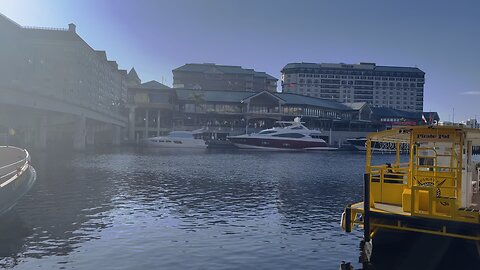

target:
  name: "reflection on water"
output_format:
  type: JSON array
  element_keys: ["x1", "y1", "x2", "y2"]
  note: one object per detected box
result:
[{"x1": 0, "y1": 148, "x2": 476, "y2": 269}]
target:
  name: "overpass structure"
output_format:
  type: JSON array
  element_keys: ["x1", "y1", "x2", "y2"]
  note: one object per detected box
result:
[{"x1": 0, "y1": 13, "x2": 128, "y2": 149}]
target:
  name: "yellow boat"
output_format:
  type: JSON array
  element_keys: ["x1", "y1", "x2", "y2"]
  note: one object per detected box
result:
[{"x1": 340, "y1": 125, "x2": 480, "y2": 262}]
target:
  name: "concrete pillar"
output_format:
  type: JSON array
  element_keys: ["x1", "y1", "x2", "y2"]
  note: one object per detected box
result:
[
  {"x1": 157, "y1": 110, "x2": 161, "y2": 136},
  {"x1": 112, "y1": 125, "x2": 121, "y2": 145},
  {"x1": 86, "y1": 123, "x2": 95, "y2": 145},
  {"x1": 128, "y1": 106, "x2": 135, "y2": 141},
  {"x1": 73, "y1": 115, "x2": 86, "y2": 150},
  {"x1": 144, "y1": 109, "x2": 149, "y2": 139},
  {"x1": 34, "y1": 115, "x2": 48, "y2": 149}
]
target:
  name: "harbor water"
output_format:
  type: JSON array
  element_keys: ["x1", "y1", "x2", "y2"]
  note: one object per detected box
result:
[{"x1": 0, "y1": 148, "x2": 477, "y2": 269}]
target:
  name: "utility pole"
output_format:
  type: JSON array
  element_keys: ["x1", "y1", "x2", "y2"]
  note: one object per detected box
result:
[{"x1": 452, "y1": 108, "x2": 455, "y2": 124}]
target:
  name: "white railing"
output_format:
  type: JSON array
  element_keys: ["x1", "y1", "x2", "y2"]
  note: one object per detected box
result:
[
  {"x1": 0, "y1": 146, "x2": 30, "y2": 187},
  {"x1": 22, "y1": 26, "x2": 68, "y2": 31}
]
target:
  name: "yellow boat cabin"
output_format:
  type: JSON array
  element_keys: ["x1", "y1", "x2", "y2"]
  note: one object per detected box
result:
[{"x1": 340, "y1": 125, "x2": 480, "y2": 261}]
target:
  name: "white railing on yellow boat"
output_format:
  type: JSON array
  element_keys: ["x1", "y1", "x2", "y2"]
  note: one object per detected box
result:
[
  {"x1": 476, "y1": 167, "x2": 480, "y2": 193},
  {"x1": 0, "y1": 146, "x2": 30, "y2": 188}
]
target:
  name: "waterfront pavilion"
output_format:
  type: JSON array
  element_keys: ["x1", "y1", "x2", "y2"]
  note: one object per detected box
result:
[{"x1": 127, "y1": 79, "x2": 384, "y2": 143}]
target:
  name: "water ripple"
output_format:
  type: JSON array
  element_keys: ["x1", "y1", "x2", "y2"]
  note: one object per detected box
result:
[{"x1": 0, "y1": 148, "x2": 369, "y2": 269}]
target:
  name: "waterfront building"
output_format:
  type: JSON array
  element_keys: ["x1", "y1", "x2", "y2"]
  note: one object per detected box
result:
[
  {"x1": 173, "y1": 63, "x2": 278, "y2": 92},
  {"x1": 128, "y1": 72, "x2": 383, "y2": 144},
  {"x1": 126, "y1": 73, "x2": 175, "y2": 141},
  {"x1": 281, "y1": 62, "x2": 425, "y2": 112},
  {"x1": 0, "y1": 13, "x2": 128, "y2": 117},
  {"x1": 0, "y1": 13, "x2": 127, "y2": 149},
  {"x1": 371, "y1": 107, "x2": 439, "y2": 128}
]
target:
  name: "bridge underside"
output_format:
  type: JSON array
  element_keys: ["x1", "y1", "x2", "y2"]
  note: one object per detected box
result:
[{"x1": 0, "y1": 103, "x2": 124, "y2": 150}]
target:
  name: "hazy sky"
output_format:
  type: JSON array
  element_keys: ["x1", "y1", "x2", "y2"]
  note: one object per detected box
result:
[{"x1": 1, "y1": 0, "x2": 479, "y2": 121}]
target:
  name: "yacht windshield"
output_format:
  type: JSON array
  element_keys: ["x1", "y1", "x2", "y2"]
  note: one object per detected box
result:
[{"x1": 274, "y1": 122, "x2": 292, "y2": 128}]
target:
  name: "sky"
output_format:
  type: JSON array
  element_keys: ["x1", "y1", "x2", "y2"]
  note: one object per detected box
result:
[{"x1": 1, "y1": 0, "x2": 479, "y2": 122}]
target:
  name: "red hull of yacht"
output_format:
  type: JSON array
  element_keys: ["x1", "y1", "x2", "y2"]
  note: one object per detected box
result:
[{"x1": 228, "y1": 137, "x2": 328, "y2": 150}]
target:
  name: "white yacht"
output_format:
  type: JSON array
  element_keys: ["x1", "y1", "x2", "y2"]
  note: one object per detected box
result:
[
  {"x1": 228, "y1": 118, "x2": 334, "y2": 150},
  {"x1": 0, "y1": 146, "x2": 36, "y2": 215},
  {"x1": 144, "y1": 131, "x2": 207, "y2": 148}
]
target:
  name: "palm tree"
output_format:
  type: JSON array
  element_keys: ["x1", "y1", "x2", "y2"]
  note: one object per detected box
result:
[{"x1": 189, "y1": 91, "x2": 205, "y2": 112}]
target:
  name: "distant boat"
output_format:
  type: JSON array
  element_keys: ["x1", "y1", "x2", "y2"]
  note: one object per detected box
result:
[
  {"x1": 0, "y1": 146, "x2": 36, "y2": 215},
  {"x1": 346, "y1": 137, "x2": 368, "y2": 151},
  {"x1": 346, "y1": 137, "x2": 409, "y2": 153},
  {"x1": 205, "y1": 139, "x2": 236, "y2": 149},
  {"x1": 143, "y1": 131, "x2": 207, "y2": 148},
  {"x1": 228, "y1": 117, "x2": 335, "y2": 151}
]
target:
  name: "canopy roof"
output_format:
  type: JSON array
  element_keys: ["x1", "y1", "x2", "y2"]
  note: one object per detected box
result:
[{"x1": 367, "y1": 126, "x2": 480, "y2": 146}]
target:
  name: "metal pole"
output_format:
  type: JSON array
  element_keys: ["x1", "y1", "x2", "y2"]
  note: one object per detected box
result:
[
  {"x1": 453, "y1": 108, "x2": 455, "y2": 124},
  {"x1": 157, "y1": 110, "x2": 161, "y2": 136},
  {"x1": 396, "y1": 142, "x2": 401, "y2": 165},
  {"x1": 145, "y1": 109, "x2": 149, "y2": 139},
  {"x1": 364, "y1": 173, "x2": 371, "y2": 242}
]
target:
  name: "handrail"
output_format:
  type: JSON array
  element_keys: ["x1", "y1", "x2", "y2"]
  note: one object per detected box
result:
[
  {"x1": 0, "y1": 147, "x2": 30, "y2": 184},
  {"x1": 0, "y1": 158, "x2": 26, "y2": 171}
]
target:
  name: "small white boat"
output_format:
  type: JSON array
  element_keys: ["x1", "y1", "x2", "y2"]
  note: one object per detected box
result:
[
  {"x1": 0, "y1": 146, "x2": 36, "y2": 215},
  {"x1": 144, "y1": 131, "x2": 207, "y2": 148}
]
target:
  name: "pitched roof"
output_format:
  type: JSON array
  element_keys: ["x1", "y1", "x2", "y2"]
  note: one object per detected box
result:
[
  {"x1": 127, "y1": 67, "x2": 140, "y2": 82},
  {"x1": 421, "y1": 111, "x2": 439, "y2": 117},
  {"x1": 265, "y1": 73, "x2": 278, "y2": 81},
  {"x1": 277, "y1": 93, "x2": 352, "y2": 111},
  {"x1": 371, "y1": 107, "x2": 419, "y2": 119},
  {"x1": 173, "y1": 63, "x2": 277, "y2": 80},
  {"x1": 415, "y1": 111, "x2": 440, "y2": 121},
  {"x1": 343, "y1": 102, "x2": 368, "y2": 110},
  {"x1": 136, "y1": 80, "x2": 171, "y2": 90},
  {"x1": 174, "y1": 88, "x2": 362, "y2": 111},
  {"x1": 175, "y1": 89, "x2": 254, "y2": 103},
  {"x1": 242, "y1": 91, "x2": 286, "y2": 103},
  {"x1": 174, "y1": 63, "x2": 250, "y2": 74}
]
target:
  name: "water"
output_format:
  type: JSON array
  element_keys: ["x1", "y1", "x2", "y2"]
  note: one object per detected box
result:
[{"x1": 0, "y1": 148, "x2": 477, "y2": 269}]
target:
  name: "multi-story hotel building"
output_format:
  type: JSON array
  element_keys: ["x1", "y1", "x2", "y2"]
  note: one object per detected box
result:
[
  {"x1": 0, "y1": 13, "x2": 128, "y2": 117},
  {"x1": 281, "y1": 62, "x2": 425, "y2": 112},
  {"x1": 173, "y1": 63, "x2": 278, "y2": 92}
]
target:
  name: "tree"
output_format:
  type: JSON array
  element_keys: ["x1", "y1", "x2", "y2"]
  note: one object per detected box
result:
[{"x1": 189, "y1": 91, "x2": 205, "y2": 112}]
